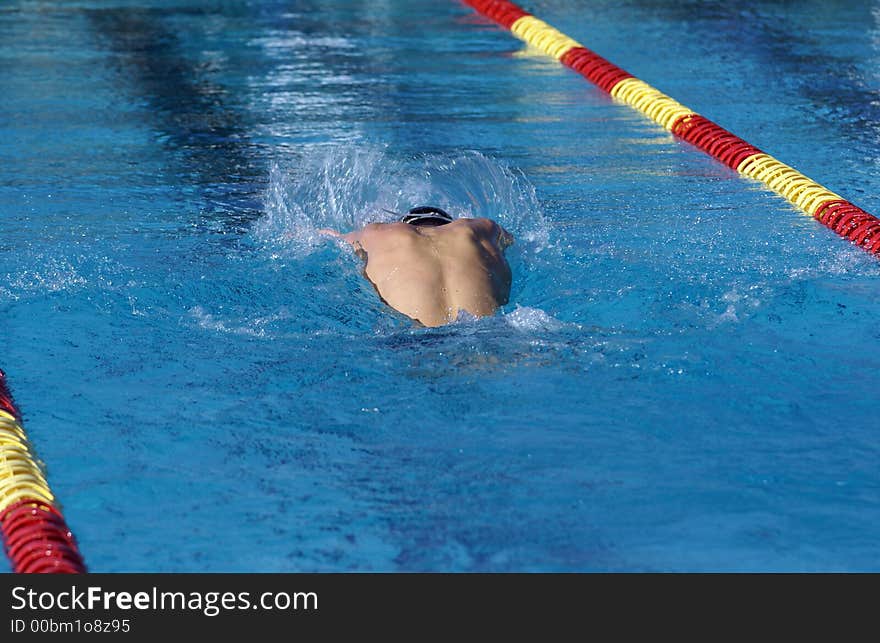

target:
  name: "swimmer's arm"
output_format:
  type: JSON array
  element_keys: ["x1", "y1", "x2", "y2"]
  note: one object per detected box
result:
[
  {"x1": 320, "y1": 222, "x2": 394, "y2": 247},
  {"x1": 486, "y1": 219, "x2": 514, "y2": 250},
  {"x1": 469, "y1": 218, "x2": 514, "y2": 249},
  {"x1": 318, "y1": 228, "x2": 372, "y2": 263},
  {"x1": 318, "y1": 228, "x2": 361, "y2": 246},
  {"x1": 498, "y1": 225, "x2": 514, "y2": 250}
]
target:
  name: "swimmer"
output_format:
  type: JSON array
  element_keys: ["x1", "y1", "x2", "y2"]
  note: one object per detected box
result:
[{"x1": 321, "y1": 206, "x2": 514, "y2": 327}]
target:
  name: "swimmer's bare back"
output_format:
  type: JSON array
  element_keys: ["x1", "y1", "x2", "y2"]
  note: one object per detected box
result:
[{"x1": 321, "y1": 218, "x2": 513, "y2": 327}]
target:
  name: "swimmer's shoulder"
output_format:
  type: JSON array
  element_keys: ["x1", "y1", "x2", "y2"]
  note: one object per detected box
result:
[
  {"x1": 455, "y1": 217, "x2": 503, "y2": 233},
  {"x1": 437, "y1": 217, "x2": 492, "y2": 235},
  {"x1": 447, "y1": 217, "x2": 513, "y2": 248},
  {"x1": 356, "y1": 221, "x2": 421, "y2": 248}
]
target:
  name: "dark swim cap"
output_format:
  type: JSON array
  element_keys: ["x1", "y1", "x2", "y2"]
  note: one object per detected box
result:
[{"x1": 399, "y1": 206, "x2": 454, "y2": 227}]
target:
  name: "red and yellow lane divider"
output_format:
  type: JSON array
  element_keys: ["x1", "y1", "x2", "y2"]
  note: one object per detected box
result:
[
  {"x1": 462, "y1": 0, "x2": 880, "y2": 257},
  {"x1": 0, "y1": 369, "x2": 86, "y2": 573}
]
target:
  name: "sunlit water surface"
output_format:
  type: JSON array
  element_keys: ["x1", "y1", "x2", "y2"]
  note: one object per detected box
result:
[{"x1": 2, "y1": 0, "x2": 879, "y2": 571}]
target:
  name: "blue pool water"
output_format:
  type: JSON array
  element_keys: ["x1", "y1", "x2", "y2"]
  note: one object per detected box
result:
[{"x1": 2, "y1": 0, "x2": 879, "y2": 572}]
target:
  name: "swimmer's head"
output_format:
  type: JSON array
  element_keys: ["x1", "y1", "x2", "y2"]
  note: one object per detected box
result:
[{"x1": 386, "y1": 206, "x2": 454, "y2": 227}]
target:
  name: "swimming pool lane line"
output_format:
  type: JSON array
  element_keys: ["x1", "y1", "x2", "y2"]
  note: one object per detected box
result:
[
  {"x1": 461, "y1": 0, "x2": 880, "y2": 257},
  {"x1": 0, "y1": 370, "x2": 87, "y2": 573}
]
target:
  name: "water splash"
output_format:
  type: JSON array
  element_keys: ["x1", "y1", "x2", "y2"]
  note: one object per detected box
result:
[
  {"x1": 503, "y1": 305, "x2": 569, "y2": 332},
  {"x1": 189, "y1": 305, "x2": 270, "y2": 337},
  {"x1": 255, "y1": 147, "x2": 552, "y2": 263},
  {"x1": 4, "y1": 256, "x2": 88, "y2": 299}
]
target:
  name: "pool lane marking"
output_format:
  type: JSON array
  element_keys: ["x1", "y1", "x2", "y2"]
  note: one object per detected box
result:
[
  {"x1": 0, "y1": 372, "x2": 87, "y2": 573},
  {"x1": 461, "y1": 0, "x2": 880, "y2": 257}
]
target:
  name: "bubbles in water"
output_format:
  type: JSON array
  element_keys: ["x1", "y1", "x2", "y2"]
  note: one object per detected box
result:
[{"x1": 255, "y1": 146, "x2": 552, "y2": 264}]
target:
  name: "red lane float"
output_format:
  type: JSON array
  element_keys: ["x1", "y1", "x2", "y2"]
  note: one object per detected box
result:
[
  {"x1": 459, "y1": 0, "x2": 880, "y2": 258},
  {"x1": 463, "y1": 0, "x2": 528, "y2": 28},
  {"x1": 670, "y1": 114, "x2": 764, "y2": 171},
  {"x1": 561, "y1": 47, "x2": 633, "y2": 94},
  {"x1": 0, "y1": 370, "x2": 86, "y2": 573}
]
